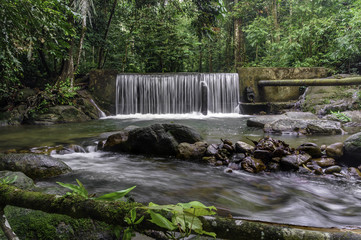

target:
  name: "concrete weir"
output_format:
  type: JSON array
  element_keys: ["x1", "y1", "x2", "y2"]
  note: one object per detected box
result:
[{"x1": 88, "y1": 70, "x2": 240, "y2": 115}]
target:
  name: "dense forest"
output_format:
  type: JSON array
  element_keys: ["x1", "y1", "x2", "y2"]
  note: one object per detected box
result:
[{"x1": 1, "y1": 0, "x2": 361, "y2": 98}]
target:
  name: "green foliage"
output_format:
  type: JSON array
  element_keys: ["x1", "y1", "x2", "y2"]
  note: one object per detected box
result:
[
  {"x1": 144, "y1": 201, "x2": 217, "y2": 239},
  {"x1": 56, "y1": 179, "x2": 136, "y2": 201},
  {"x1": 0, "y1": 176, "x2": 18, "y2": 185},
  {"x1": 122, "y1": 208, "x2": 144, "y2": 240},
  {"x1": 330, "y1": 111, "x2": 352, "y2": 123}
]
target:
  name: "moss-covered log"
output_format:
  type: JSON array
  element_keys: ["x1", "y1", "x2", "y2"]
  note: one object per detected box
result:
[{"x1": 0, "y1": 184, "x2": 361, "y2": 240}]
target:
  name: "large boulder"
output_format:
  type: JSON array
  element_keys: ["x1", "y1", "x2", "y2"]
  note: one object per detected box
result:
[
  {"x1": 0, "y1": 154, "x2": 71, "y2": 179},
  {"x1": 264, "y1": 119, "x2": 342, "y2": 135},
  {"x1": 0, "y1": 171, "x2": 35, "y2": 190},
  {"x1": 102, "y1": 131, "x2": 129, "y2": 152},
  {"x1": 104, "y1": 124, "x2": 202, "y2": 156},
  {"x1": 342, "y1": 132, "x2": 361, "y2": 166},
  {"x1": 249, "y1": 112, "x2": 343, "y2": 135}
]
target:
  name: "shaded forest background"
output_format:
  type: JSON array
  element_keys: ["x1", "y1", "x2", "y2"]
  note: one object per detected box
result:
[{"x1": 1, "y1": 0, "x2": 361, "y2": 97}]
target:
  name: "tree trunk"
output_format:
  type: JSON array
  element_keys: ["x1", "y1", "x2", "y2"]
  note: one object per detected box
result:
[
  {"x1": 97, "y1": 0, "x2": 118, "y2": 69},
  {"x1": 198, "y1": 45, "x2": 203, "y2": 72},
  {"x1": 75, "y1": 17, "x2": 87, "y2": 73},
  {"x1": 0, "y1": 185, "x2": 360, "y2": 240},
  {"x1": 272, "y1": 0, "x2": 280, "y2": 43},
  {"x1": 57, "y1": 39, "x2": 75, "y2": 88},
  {"x1": 234, "y1": 0, "x2": 245, "y2": 68}
]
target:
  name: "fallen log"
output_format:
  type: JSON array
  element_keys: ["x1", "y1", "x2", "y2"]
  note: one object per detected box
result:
[{"x1": 0, "y1": 184, "x2": 360, "y2": 240}]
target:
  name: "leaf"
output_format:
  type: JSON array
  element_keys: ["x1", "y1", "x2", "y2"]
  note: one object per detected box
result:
[
  {"x1": 56, "y1": 180, "x2": 88, "y2": 199},
  {"x1": 134, "y1": 215, "x2": 144, "y2": 225},
  {"x1": 148, "y1": 211, "x2": 176, "y2": 231},
  {"x1": 95, "y1": 186, "x2": 136, "y2": 201},
  {"x1": 145, "y1": 202, "x2": 184, "y2": 214},
  {"x1": 178, "y1": 201, "x2": 217, "y2": 216}
]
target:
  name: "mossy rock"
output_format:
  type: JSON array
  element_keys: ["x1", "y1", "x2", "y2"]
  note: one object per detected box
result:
[
  {"x1": 0, "y1": 206, "x2": 114, "y2": 240},
  {"x1": 0, "y1": 171, "x2": 35, "y2": 190},
  {"x1": 0, "y1": 154, "x2": 71, "y2": 179}
]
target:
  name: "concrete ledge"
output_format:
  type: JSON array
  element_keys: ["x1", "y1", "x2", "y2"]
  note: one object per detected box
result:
[{"x1": 238, "y1": 67, "x2": 331, "y2": 102}]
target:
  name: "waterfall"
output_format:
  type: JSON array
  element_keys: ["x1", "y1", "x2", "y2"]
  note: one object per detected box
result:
[
  {"x1": 89, "y1": 99, "x2": 107, "y2": 118},
  {"x1": 115, "y1": 73, "x2": 240, "y2": 115}
]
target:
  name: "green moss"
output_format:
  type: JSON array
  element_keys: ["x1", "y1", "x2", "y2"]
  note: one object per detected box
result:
[{"x1": 0, "y1": 206, "x2": 113, "y2": 240}]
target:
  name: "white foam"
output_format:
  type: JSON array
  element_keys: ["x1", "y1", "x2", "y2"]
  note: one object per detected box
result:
[{"x1": 101, "y1": 112, "x2": 248, "y2": 120}]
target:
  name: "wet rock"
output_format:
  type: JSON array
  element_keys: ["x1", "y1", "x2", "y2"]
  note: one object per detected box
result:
[
  {"x1": 264, "y1": 119, "x2": 308, "y2": 135},
  {"x1": 246, "y1": 115, "x2": 284, "y2": 128},
  {"x1": 324, "y1": 165, "x2": 342, "y2": 174},
  {"x1": 176, "y1": 142, "x2": 208, "y2": 160},
  {"x1": 235, "y1": 141, "x2": 254, "y2": 154},
  {"x1": 29, "y1": 145, "x2": 65, "y2": 155},
  {"x1": 228, "y1": 162, "x2": 240, "y2": 170},
  {"x1": 222, "y1": 144, "x2": 234, "y2": 153},
  {"x1": 263, "y1": 117, "x2": 343, "y2": 135},
  {"x1": 241, "y1": 157, "x2": 266, "y2": 173},
  {"x1": 314, "y1": 157, "x2": 336, "y2": 167},
  {"x1": 320, "y1": 145, "x2": 327, "y2": 151},
  {"x1": 280, "y1": 154, "x2": 312, "y2": 171},
  {"x1": 103, "y1": 131, "x2": 129, "y2": 152},
  {"x1": 342, "y1": 132, "x2": 361, "y2": 166},
  {"x1": 224, "y1": 168, "x2": 233, "y2": 173},
  {"x1": 298, "y1": 167, "x2": 312, "y2": 174},
  {"x1": 267, "y1": 162, "x2": 280, "y2": 172},
  {"x1": 0, "y1": 171, "x2": 35, "y2": 190},
  {"x1": 0, "y1": 154, "x2": 71, "y2": 179},
  {"x1": 271, "y1": 157, "x2": 281, "y2": 163},
  {"x1": 326, "y1": 142, "x2": 344, "y2": 159},
  {"x1": 231, "y1": 153, "x2": 246, "y2": 163},
  {"x1": 313, "y1": 165, "x2": 324, "y2": 175},
  {"x1": 297, "y1": 142, "x2": 322, "y2": 158},
  {"x1": 202, "y1": 156, "x2": 216, "y2": 165},
  {"x1": 105, "y1": 124, "x2": 202, "y2": 156},
  {"x1": 215, "y1": 161, "x2": 223, "y2": 166},
  {"x1": 222, "y1": 139, "x2": 233, "y2": 146},
  {"x1": 348, "y1": 167, "x2": 361, "y2": 179},
  {"x1": 306, "y1": 120, "x2": 343, "y2": 135},
  {"x1": 206, "y1": 144, "x2": 219, "y2": 156},
  {"x1": 253, "y1": 149, "x2": 272, "y2": 162}
]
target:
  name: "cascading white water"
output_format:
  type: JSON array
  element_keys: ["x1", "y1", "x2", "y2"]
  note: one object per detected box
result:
[{"x1": 115, "y1": 73, "x2": 240, "y2": 115}]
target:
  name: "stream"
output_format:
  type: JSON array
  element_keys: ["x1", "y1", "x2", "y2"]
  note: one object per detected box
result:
[{"x1": 1, "y1": 113, "x2": 360, "y2": 229}]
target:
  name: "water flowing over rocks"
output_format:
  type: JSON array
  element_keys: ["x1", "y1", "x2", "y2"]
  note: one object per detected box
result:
[
  {"x1": 0, "y1": 154, "x2": 71, "y2": 179},
  {"x1": 99, "y1": 123, "x2": 361, "y2": 179},
  {"x1": 103, "y1": 123, "x2": 202, "y2": 156}
]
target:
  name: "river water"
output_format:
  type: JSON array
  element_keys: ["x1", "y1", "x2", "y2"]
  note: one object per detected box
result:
[{"x1": 1, "y1": 113, "x2": 360, "y2": 229}]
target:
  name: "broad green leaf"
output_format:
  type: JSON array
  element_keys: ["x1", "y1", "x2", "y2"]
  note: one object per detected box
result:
[
  {"x1": 134, "y1": 215, "x2": 144, "y2": 225},
  {"x1": 145, "y1": 202, "x2": 184, "y2": 214},
  {"x1": 148, "y1": 211, "x2": 176, "y2": 231},
  {"x1": 56, "y1": 180, "x2": 88, "y2": 199},
  {"x1": 95, "y1": 186, "x2": 136, "y2": 201}
]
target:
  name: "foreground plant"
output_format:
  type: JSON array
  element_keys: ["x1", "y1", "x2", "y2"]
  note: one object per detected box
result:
[
  {"x1": 144, "y1": 201, "x2": 217, "y2": 239},
  {"x1": 56, "y1": 180, "x2": 216, "y2": 239}
]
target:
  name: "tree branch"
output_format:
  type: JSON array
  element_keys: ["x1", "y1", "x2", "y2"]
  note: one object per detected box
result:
[{"x1": 0, "y1": 206, "x2": 19, "y2": 240}]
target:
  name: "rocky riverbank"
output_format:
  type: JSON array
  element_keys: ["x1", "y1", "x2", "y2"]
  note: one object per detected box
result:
[
  {"x1": 100, "y1": 123, "x2": 361, "y2": 180},
  {"x1": 0, "y1": 88, "x2": 104, "y2": 126}
]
